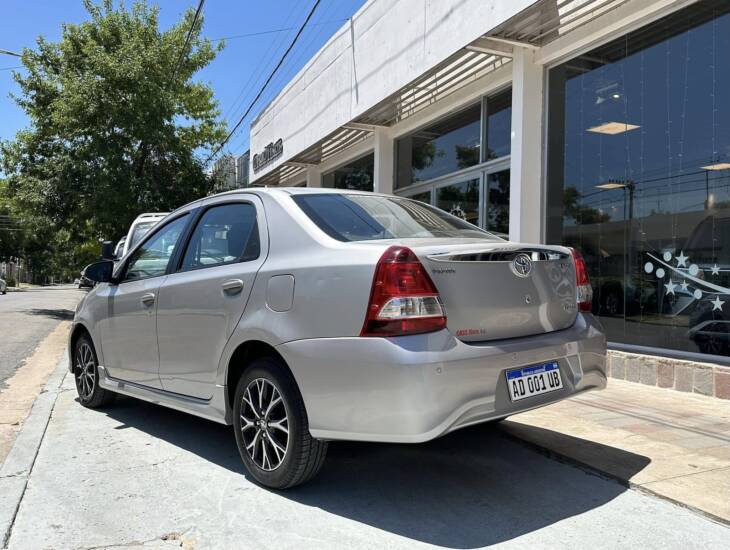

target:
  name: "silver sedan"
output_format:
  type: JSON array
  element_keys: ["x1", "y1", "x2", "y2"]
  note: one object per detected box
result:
[{"x1": 70, "y1": 188, "x2": 606, "y2": 488}]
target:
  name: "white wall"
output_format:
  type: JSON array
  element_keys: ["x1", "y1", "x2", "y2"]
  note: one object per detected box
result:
[{"x1": 250, "y1": 0, "x2": 537, "y2": 182}]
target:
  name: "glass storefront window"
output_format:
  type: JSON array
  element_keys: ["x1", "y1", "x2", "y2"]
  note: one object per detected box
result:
[
  {"x1": 484, "y1": 90, "x2": 512, "y2": 161},
  {"x1": 486, "y1": 170, "x2": 510, "y2": 235},
  {"x1": 436, "y1": 179, "x2": 479, "y2": 226},
  {"x1": 322, "y1": 153, "x2": 374, "y2": 191},
  {"x1": 396, "y1": 104, "x2": 481, "y2": 188},
  {"x1": 546, "y1": 1, "x2": 730, "y2": 357}
]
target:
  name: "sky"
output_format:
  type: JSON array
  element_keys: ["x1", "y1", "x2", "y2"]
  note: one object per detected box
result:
[{"x1": 0, "y1": 0, "x2": 368, "y2": 158}]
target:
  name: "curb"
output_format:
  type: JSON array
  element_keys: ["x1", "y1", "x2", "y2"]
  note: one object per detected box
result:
[
  {"x1": 0, "y1": 353, "x2": 69, "y2": 548},
  {"x1": 497, "y1": 425, "x2": 730, "y2": 529}
]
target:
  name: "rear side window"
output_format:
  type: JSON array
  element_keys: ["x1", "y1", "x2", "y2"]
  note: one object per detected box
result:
[
  {"x1": 180, "y1": 203, "x2": 259, "y2": 271},
  {"x1": 292, "y1": 194, "x2": 498, "y2": 242}
]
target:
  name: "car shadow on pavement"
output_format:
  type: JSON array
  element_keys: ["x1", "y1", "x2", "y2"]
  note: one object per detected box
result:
[
  {"x1": 285, "y1": 425, "x2": 651, "y2": 548},
  {"x1": 102, "y1": 397, "x2": 650, "y2": 549},
  {"x1": 26, "y1": 308, "x2": 75, "y2": 320},
  {"x1": 103, "y1": 396, "x2": 245, "y2": 474}
]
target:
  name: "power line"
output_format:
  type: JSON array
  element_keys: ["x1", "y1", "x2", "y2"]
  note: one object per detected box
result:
[
  {"x1": 209, "y1": 18, "x2": 347, "y2": 42},
  {"x1": 0, "y1": 49, "x2": 21, "y2": 57},
  {"x1": 228, "y1": 0, "x2": 340, "y2": 154},
  {"x1": 219, "y1": 0, "x2": 307, "y2": 125},
  {"x1": 172, "y1": 0, "x2": 205, "y2": 84},
  {"x1": 134, "y1": 0, "x2": 205, "y2": 176},
  {"x1": 0, "y1": 66, "x2": 23, "y2": 71},
  {"x1": 205, "y1": 0, "x2": 323, "y2": 165}
]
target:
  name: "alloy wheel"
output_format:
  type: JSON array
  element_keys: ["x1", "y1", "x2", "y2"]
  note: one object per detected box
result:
[
  {"x1": 74, "y1": 342, "x2": 96, "y2": 400},
  {"x1": 240, "y1": 378, "x2": 289, "y2": 471}
]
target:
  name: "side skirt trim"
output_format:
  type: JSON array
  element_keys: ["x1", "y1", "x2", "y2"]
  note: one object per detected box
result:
[{"x1": 97, "y1": 365, "x2": 229, "y2": 425}]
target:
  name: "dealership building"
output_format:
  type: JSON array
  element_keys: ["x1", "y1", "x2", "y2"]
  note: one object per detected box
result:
[{"x1": 248, "y1": 0, "x2": 730, "y2": 398}]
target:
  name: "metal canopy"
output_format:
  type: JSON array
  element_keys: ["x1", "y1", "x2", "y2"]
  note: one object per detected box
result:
[
  {"x1": 254, "y1": 126, "x2": 372, "y2": 186},
  {"x1": 356, "y1": 50, "x2": 510, "y2": 127},
  {"x1": 489, "y1": 0, "x2": 631, "y2": 45},
  {"x1": 254, "y1": 0, "x2": 632, "y2": 185}
]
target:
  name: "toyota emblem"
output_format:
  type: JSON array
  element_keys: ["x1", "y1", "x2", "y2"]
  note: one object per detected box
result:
[{"x1": 511, "y1": 253, "x2": 533, "y2": 278}]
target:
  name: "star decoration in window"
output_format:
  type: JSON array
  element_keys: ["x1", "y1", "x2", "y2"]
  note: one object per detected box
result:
[{"x1": 675, "y1": 251, "x2": 689, "y2": 268}]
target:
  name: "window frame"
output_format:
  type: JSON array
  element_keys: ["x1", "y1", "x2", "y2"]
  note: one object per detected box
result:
[
  {"x1": 175, "y1": 200, "x2": 261, "y2": 274},
  {"x1": 321, "y1": 151, "x2": 375, "y2": 191},
  {"x1": 394, "y1": 85, "x2": 513, "y2": 194},
  {"x1": 117, "y1": 212, "x2": 194, "y2": 284}
]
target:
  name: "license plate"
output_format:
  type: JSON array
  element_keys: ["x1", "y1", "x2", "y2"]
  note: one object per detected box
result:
[{"x1": 506, "y1": 361, "x2": 563, "y2": 402}]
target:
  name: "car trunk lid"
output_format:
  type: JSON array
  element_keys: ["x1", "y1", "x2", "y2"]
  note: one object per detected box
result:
[{"x1": 408, "y1": 242, "x2": 579, "y2": 342}]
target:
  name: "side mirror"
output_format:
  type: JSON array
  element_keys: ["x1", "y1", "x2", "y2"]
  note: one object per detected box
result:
[
  {"x1": 84, "y1": 260, "x2": 115, "y2": 283},
  {"x1": 101, "y1": 240, "x2": 115, "y2": 260}
]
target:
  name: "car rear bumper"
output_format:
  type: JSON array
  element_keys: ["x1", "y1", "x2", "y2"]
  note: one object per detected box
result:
[{"x1": 277, "y1": 313, "x2": 606, "y2": 443}]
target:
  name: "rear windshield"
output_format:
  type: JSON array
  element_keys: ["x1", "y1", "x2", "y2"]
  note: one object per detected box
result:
[{"x1": 292, "y1": 193, "x2": 500, "y2": 242}]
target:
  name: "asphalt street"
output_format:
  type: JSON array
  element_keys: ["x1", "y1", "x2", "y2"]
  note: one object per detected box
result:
[
  {"x1": 5, "y1": 366, "x2": 729, "y2": 550},
  {"x1": 0, "y1": 285, "x2": 84, "y2": 390}
]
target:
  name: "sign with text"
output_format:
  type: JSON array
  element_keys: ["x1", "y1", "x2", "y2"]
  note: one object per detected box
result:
[{"x1": 253, "y1": 139, "x2": 283, "y2": 173}]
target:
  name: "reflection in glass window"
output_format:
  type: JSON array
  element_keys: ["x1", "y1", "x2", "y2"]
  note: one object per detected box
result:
[
  {"x1": 487, "y1": 171, "x2": 510, "y2": 235},
  {"x1": 322, "y1": 154, "x2": 374, "y2": 191},
  {"x1": 407, "y1": 191, "x2": 432, "y2": 204},
  {"x1": 293, "y1": 194, "x2": 493, "y2": 242},
  {"x1": 124, "y1": 215, "x2": 188, "y2": 281},
  {"x1": 396, "y1": 104, "x2": 481, "y2": 188},
  {"x1": 546, "y1": 1, "x2": 730, "y2": 357},
  {"x1": 485, "y1": 90, "x2": 512, "y2": 161},
  {"x1": 436, "y1": 179, "x2": 479, "y2": 227}
]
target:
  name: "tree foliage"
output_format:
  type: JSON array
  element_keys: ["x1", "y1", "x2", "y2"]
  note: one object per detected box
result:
[{"x1": 0, "y1": 0, "x2": 226, "y2": 279}]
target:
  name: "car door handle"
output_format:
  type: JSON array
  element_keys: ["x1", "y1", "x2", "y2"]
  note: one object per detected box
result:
[
  {"x1": 221, "y1": 279, "x2": 244, "y2": 294},
  {"x1": 140, "y1": 292, "x2": 156, "y2": 306}
]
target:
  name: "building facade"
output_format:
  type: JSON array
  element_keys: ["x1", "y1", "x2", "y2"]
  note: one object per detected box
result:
[
  {"x1": 236, "y1": 151, "x2": 250, "y2": 188},
  {"x1": 249, "y1": 0, "x2": 730, "y2": 397},
  {"x1": 212, "y1": 154, "x2": 237, "y2": 191}
]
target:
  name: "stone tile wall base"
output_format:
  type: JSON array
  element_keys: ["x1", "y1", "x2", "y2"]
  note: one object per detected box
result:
[{"x1": 607, "y1": 350, "x2": 730, "y2": 400}]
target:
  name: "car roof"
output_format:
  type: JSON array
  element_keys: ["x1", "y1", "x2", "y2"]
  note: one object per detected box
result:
[
  {"x1": 167, "y1": 187, "x2": 401, "y2": 216},
  {"x1": 212, "y1": 187, "x2": 393, "y2": 199}
]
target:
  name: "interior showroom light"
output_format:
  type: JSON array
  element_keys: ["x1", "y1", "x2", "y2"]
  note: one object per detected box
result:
[
  {"x1": 701, "y1": 162, "x2": 730, "y2": 170},
  {"x1": 587, "y1": 122, "x2": 640, "y2": 135}
]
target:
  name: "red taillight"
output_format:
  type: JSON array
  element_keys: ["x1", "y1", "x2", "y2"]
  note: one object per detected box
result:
[
  {"x1": 570, "y1": 248, "x2": 593, "y2": 312},
  {"x1": 361, "y1": 246, "x2": 447, "y2": 337}
]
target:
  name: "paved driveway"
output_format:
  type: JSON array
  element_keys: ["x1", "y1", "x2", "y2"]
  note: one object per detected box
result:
[
  {"x1": 5, "y1": 368, "x2": 729, "y2": 549},
  {"x1": 0, "y1": 285, "x2": 83, "y2": 390}
]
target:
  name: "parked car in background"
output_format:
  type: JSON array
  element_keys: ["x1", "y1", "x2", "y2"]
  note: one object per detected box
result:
[
  {"x1": 77, "y1": 266, "x2": 95, "y2": 289},
  {"x1": 113, "y1": 236, "x2": 126, "y2": 260},
  {"x1": 121, "y1": 213, "x2": 168, "y2": 257},
  {"x1": 70, "y1": 188, "x2": 606, "y2": 489},
  {"x1": 0, "y1": 278, "x2": 6, "y2": 295}
]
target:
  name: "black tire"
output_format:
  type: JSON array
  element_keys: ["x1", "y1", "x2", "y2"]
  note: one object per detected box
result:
[
  {"x1": 73, "y1": 333, "x2": 116, "y2": 408},
  {"x1": 233, "y1": 357, "x2": 327, "y2": 489}
]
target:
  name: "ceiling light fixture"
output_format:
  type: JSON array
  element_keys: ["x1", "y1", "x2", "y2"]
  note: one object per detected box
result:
[
  {"x1": 587, "y1": 122, "x2": 640, "y2": 135},
  {"x1": 595, "y1": 182, "x2": 628, "y2": 190},
  {"x1": 701, "y1": 162, "x2": 730, "y2": 171}
]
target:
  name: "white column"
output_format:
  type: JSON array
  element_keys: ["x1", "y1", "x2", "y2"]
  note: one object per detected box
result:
[
  {"x1": 509, "y1": 46, "x2": 544, "y2": 243},
  {"x1": 373, "y1": 127, "x2": 394, "y2": 195},
  {"x1": 306, "y1": 166, "x2": 321, "y2": 188}
]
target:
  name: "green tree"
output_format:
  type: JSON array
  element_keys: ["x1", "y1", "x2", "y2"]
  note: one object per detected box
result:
[
  {"x1": 564, "y1": 186, "x2": 611, "y2": 225},
  {"x1": 0, "y1": 0, "x2": 226, "y2": 273}
]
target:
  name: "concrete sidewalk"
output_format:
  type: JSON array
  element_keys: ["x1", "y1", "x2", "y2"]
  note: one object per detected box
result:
[
  {"x1": 4, "y1": 362, "x2": 729, "y2": 548},
  {"x1": 502, "y1": 378, "x2": 730, "y2": 524}
]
